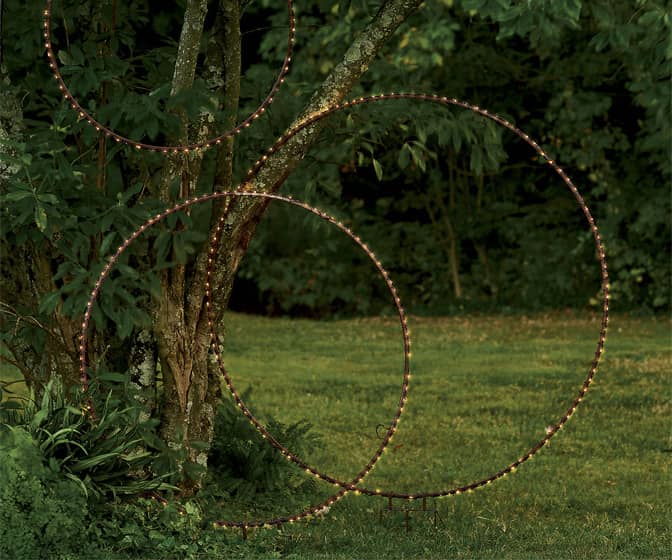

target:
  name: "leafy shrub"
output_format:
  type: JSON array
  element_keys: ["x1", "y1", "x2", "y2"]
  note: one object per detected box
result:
[
  {"x1": 0, "y1": 425, "x2": 90, "y2": 560},
  {"x1": 207, "y1": 390, "x2": 320, "y2": 503},
  {"x1": 0, "y1": 380, "x2": 228, "y2": 558},
  {"x1": 85, "y1": 495, "x2": 280, "y2": 560},
  {"x1": 4, "y1": 379, "x2": 178, "y2": 499}
]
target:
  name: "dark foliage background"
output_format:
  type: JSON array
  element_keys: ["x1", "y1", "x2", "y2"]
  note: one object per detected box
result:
[
  {"x1": 1, "y1": 1, "x2": 669, "y2": 347},
  {"x1": 229, "y1": 0, "x2": 670, "y2": 316}
]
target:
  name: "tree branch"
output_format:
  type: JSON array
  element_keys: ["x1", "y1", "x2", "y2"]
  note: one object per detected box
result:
[
  {"x1": 186, "y1": 0, "x2": 241, "y2": 331},
  {"x1": 155, "y1": 0, "x2": 210, "y2": 415},
  {"x1": 158, "y1": 0, "x2": 209, "y2": 203},
  {"x1": 248, "y1": 0, "x2": 424, "y2": 194},
  {"x1": 206, "y1": 0, "x2": 423, "y2": 314},
  {"x1": 171, "y1": 0, "x2": 209, "y2": 97}
]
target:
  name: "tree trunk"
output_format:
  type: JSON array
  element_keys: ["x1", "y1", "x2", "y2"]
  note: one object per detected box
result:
[
  {"x1": 445, "y1": 154, "x2": 462, "y2": 299},
  {"x1": 154, "y1": 0, "x2": 226, "y2": 484},
  {"x1": 0, "y1": 65, "x2": 81, "y2": 396},
  {"x1": 128, "y1": 329, "x2": 157, "y2": 419},
  {"x1": 155, "y1": 0, "x2": 420, "y2": 485},
  {"x1": 473, "y1": 174, "x2": 497, "y2": 297},
  {"x1": 423, "y1": 190, "x2": 463, "y2": 301}
]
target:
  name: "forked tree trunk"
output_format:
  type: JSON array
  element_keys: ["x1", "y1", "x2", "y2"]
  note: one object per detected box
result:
[
  {"x1": 1, "y1": 0, "x2": 423, "y2": 463},
  {"x1": 129, "y1": 0, "x2": 423, "y2": 488},
  {"x1": 153, "y1": 0, "x2": 232, "y2": 480}
]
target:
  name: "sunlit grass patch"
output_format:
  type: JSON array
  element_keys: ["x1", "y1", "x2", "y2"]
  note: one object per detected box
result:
[{"x1": 213, "y1": 311, "x2": 670, "y2": 559}]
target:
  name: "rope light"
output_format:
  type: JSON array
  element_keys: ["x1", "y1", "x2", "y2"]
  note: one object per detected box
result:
[
  {"x1": 43, "y1": 0, "x2": 295, "y2": 152},
  {"x1": 77, "y1": 94, "x2": 609, "y2": 532},
  {"x1": 202, "y1": 94, "x2": 610, "y2": 524},
  {"x1": 57, "y1": 0, "x2": 611, "y2": 536},
  {"x1": 78, "y1": 191, "x2": 411, "y2": 529},
  {"x1": 205, "y1": 192, "x2": 412, "y2": 528}
]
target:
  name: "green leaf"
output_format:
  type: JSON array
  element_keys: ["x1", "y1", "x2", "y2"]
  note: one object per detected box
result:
[
  {"x1": 57, "y1": 50, "x2": 73, "y2": 65},
  {"x1": 30, "y1": 409, "x2": 48, "y2": 431},
  {"x1": 147, "y1": 272, "x2": 161, "y2": 300},
  {"x1": 398, "y1": 144, "x2": 411, "y2": 169},
  {"x1": 70, "y1": 452, "x2": 121, "y2": 471},
  {"x1": 0, "y1": 401, "x2": 23, "y2": 410},
  {"x1": 37, "y1": 193, "x2": 60, "y2": 205},
  {"x1": 173, "y1": 239, "x2": 188, "y2": 264},
  {"x1": 408, "y1": 144, "x2": 426, "y2": 172},
  {"x1": 34, "y1": 205, "x2": 47, "y2": 232},
  {"x1": 64, "y1": 472, "x2": 89, "y2": 498},
  {"x1": 372, "y1": 158, "x2": 383, "y2": 181},
  {"x1": 117, "y1": 263, "x2": 140, "y2": 279},
  {"x1": 100, "y1": 232, "x2": 117, "y2": 256},
  {"x1": 3, "y1": 190, "x2": 33, "y2": 202},
  {"x1": 39, "y1": 291, "x2": 62, "y2": 315},
  {"x1": 39, "y1": 427, "x2": 84, "y2": 453},
  {"x1": 116, "y1": 312, "x2": 134, "y2": 340}
]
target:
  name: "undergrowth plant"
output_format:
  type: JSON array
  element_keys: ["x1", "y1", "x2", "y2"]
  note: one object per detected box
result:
[
  {"x1": 1, "y1": 378, "x2": 179, "y2": 499},
  {"x1": 0, "y1": 378, "x2": 322, "y2": 558},
  {"x1": 0, "y1": 424, "x2": 91, "y2": 559},
  {"x1": 206, "y1": 389, "x2": 321, "y2": 506}
]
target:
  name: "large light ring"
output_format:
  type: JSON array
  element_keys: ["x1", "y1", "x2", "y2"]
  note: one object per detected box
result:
[
  {"x1": 208, "y1": 93, "x2": 610, "y2": 506},
  {"x1": 43, "y1": 0, "x2": 296, "y2": 153},
  {"x1": 78, "y1": 191, "x2": 411, "y2": 529}
]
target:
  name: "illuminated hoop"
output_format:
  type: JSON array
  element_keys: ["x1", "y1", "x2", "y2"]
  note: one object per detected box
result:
[
  {"x1": 78, "y1": 191, "x2": 411, "y2": 529},
  {"x1": 43, "y1": 0, "x2": 296, "y2": 153},
  {"x1": 204, "y1": 94, "x2": 610, "y2": 519}
]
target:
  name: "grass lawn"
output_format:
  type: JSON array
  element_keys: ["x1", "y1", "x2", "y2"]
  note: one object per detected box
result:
[
  {"x1": 213, "y1": 311, "x2": 671, "y2": 559},
  {"x1": 1, "y1": 311, "x2": 670, "y2": 559}
]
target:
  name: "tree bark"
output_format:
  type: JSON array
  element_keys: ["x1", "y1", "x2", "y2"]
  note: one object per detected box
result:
[
  {"x1": 156, "y1": 0, "x2": 241, "y2": 484},
  {"x1": 436, "y1": 173, "x2": 462, "y2": 300}
]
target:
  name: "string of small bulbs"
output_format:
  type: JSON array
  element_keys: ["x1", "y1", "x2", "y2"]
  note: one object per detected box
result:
[
  {"x1": 201, "y1": 94, "x2": 610, "y2": 529},
  {"x1": 43, "y1": 0, "x2": 295, "y2": 152},
  {"x1": 51, "y1": 0, "x2": 610, "y2": 538}
]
